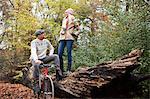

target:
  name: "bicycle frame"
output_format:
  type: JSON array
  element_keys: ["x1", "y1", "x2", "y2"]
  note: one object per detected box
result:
[{"x1": 39, "y1": 65, "x2": 54, "y2": 99}]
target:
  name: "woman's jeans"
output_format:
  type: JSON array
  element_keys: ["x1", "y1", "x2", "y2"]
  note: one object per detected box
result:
[{"x1": 58, "y1": 40, "x2": 74, "y2": 73}]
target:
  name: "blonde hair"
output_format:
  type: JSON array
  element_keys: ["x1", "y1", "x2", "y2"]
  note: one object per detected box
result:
[{"x1": 65, "y1": 8, "x2": 74, "y2": 15}]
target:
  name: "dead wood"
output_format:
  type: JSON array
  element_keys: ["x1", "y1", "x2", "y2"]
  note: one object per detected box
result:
[{"x1": 54, "y1": 49, "x2": 146, "y2": 98}]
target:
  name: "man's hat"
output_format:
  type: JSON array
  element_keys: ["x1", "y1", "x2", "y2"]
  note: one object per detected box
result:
[{"x1": 34, "y1": 29, "x2": 45, "y2": 36}]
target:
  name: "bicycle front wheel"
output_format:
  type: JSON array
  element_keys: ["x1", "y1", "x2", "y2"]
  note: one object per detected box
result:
[{"x1": 43, "y1": 75, "x2": 54, "y2": 99}]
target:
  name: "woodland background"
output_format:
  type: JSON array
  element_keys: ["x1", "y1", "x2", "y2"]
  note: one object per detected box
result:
[{"x1": 0, "y1": 0, "x2": 149, "y2": 98}]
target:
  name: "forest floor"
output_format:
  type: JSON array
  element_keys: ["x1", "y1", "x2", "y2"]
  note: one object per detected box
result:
[{"x1": 0, "y1": 81, "x2": 36, "y2": 99}]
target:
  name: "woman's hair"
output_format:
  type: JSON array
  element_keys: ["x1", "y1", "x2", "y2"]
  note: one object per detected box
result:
[{"x1": 65, "y1": 8, "x2": 74, "y2": 15}]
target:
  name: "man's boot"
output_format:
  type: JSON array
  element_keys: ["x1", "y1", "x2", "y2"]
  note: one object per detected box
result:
[{"x1": 56, "y1": 69, "x2": 63, "y2": 81}]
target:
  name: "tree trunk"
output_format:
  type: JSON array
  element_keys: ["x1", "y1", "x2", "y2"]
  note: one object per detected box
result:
[
  {"x1": 19, "y1": 49, "x2": 149, "y2": 98},
  {"x1": 53, "y1": 49, "x2": 149, "y2": 98}
]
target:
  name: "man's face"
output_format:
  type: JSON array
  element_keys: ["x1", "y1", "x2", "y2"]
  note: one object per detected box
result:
[{"x1": 38, "y1": 33, "x2": 45, "y2": 40}]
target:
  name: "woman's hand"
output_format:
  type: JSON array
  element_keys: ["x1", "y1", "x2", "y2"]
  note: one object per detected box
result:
[{"x1": 60, "y1": 28, "x2": 66, "y2": 35}]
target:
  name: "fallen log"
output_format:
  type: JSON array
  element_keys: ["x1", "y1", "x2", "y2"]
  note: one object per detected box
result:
[
  {"x1": 20, "y1": 49, "x2": 149, "y2": 98},
  {"x1": 53, "y1": 49, "x2": 149, "y2": 98}
]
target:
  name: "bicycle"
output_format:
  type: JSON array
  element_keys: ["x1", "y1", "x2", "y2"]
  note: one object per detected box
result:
[{"x1": 38, "y1": 63, "x2": 55, "y2": 99}]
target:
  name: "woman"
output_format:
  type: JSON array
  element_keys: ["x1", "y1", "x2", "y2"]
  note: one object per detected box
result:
[{"x1": 58, "y1": 8, "x2": 79, "y2": 75}]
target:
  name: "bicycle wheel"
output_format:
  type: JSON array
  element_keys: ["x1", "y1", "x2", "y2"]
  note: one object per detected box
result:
[{"x1": 43, "y1": 76, "x2": 54, "y2": 99}]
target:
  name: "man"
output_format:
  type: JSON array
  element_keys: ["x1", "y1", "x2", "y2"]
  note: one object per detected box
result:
[{"x1": 30, "y1": 29, "x2": 62, "y2": 94}]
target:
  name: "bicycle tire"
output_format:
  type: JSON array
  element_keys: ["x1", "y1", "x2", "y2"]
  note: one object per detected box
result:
[{"x1": 43, "y1": 75, "x2": 54, "y2": 99}]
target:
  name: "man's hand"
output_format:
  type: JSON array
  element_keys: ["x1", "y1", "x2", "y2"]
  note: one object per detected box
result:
[
  {"x1": 35, "y1": 60, "x2": 42, "y2": 64},
  {"x1": 49, "y1": 53, "x2": 53, "y2": 56}
]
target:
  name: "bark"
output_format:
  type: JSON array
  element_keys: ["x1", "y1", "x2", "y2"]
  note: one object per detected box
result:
[{"x1": 53, "y1": 49, "x2": 148, "y2": 98}]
